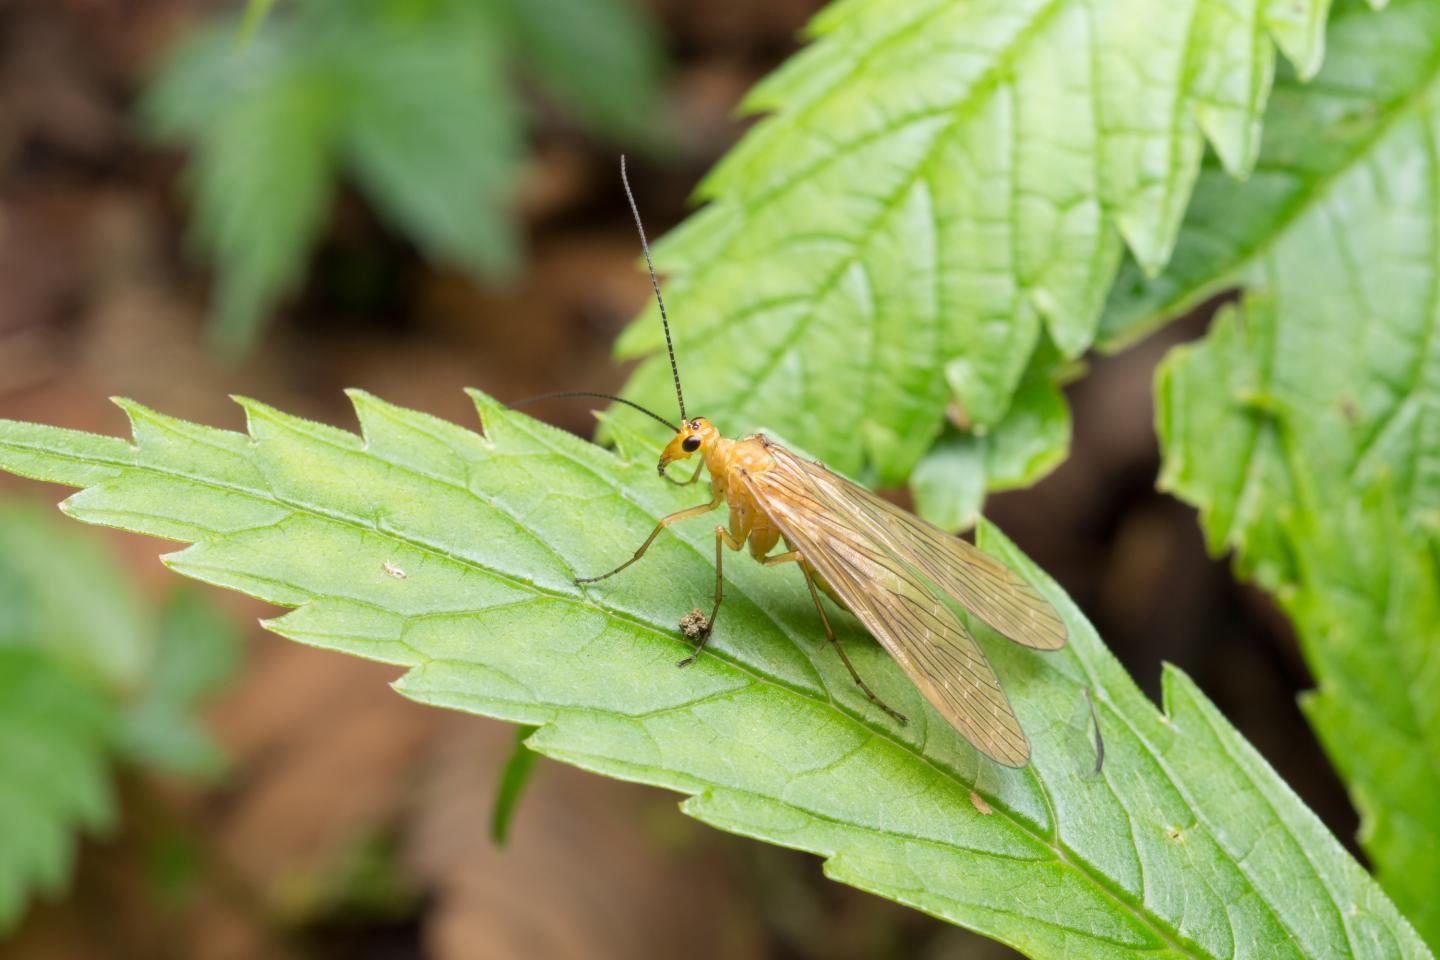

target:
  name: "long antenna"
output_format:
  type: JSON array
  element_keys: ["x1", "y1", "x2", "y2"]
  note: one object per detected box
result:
[
  {"x1": 508, "y1": 390, "x2": 680, "y2": 433},
  {"x1": 620, "y1": 155, "x2": 687, "y2": 423}
]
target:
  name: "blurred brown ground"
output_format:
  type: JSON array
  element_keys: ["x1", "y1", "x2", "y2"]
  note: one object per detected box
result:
[{"x1": 0, "y1": 1, "x2": 1357, "y2": 958}]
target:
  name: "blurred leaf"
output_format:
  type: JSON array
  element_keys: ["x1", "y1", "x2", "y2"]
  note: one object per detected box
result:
[
  {"x1": 1143, "y1": 0, "x2": 1440, "y2": 944},
  {"x1": 0, "y1": 650, "x2": 115, "y2": 932},
  {"x1": 239, "y1": 0, "x2": 281, "y2": 44},
  {"x1": 490, "y1": 0, "x2": 665, "y2": 143},
  {"x1": 145, "y1": 21, "x2": 341, "y2": 351},
  {"x1": 0, "y1": 501, "x2": 240, "y2": 931},
  {"x1": 610, "y1": 0, "x2": 1380, "y2": 492},
  {"x1": 490, "y1": 724, "x2": 540, "y2": 846},
  {"x1": 0, "y1": 500, "x2": 149, "y2": 693},
  {"x1": 119, "y1": 589, "x2": 240, "y2": 778},
  {"x1": 0, "y1": 392, "x2": 1427, "y2": 958},
  {"x1": 143, "y1": 0, "x2": 664, "y2": 352},
  {"x1": 337, "y1": 4, "x2": 521, "y2": 277}
]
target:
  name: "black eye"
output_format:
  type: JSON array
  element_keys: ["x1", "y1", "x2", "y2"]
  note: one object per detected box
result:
[{"x1": 682, "y1": 435, "x2": 701, "y2": 452}]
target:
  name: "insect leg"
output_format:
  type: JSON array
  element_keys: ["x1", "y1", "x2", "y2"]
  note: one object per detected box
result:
[
  {"x1": 795, "y1": 559, "x2": 909, "y2": 726},
  {"x1": 575, "y1": 494, "x2": 722, "y2": 584},
  {"x1": 678, "y1": 525, "x2": 744, "y2": 667},
  {"x1": 660, "y1": 458, "x2": 707, "y2": 486}
]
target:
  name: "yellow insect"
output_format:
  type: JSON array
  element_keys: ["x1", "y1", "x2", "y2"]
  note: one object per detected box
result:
[{"x1": 555, "y1": 159, "x2": 1067, "y2": 768}]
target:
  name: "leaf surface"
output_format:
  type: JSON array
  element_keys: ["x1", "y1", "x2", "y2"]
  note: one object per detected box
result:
[
  {"x1": 610, "y1": 0, "x2": 1379, "y2": 492},
  {"x1": 0, "y1": 393, "x2": 1425, "y2": 958},
  {"x1": 1120, "y1": 0, "x2": 1440, "y2": 943}
]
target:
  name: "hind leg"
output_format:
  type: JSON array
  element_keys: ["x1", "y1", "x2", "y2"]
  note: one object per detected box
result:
[{"x1": 768, "y1": 553, "x2": 908, "y2": 726}]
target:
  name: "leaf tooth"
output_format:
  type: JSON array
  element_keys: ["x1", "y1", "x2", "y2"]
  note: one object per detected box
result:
[
  {"x1": 347, "y1": 388, "x2": 490, "y2": 477},
  {"x1": 464, "y1": 387, "x2": 507, "y2": 446},
  {"x1": 1261, "y1": 0, "x2": 1331, "y2": 81},
  {"x1": 232, "y1": 394, "x2": 363, "y2": 451}
]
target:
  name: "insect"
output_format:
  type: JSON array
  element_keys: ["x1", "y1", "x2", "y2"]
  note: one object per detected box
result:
[{"x1": 544, "y1": 158, "x2": 1067, "y2": 767}]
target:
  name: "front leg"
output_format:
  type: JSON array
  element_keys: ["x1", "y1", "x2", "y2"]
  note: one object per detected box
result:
[
  {"x1": 660, "y1": 458, "x2": 707, "y2": 486},
  {"x1": 678, "y1": 525, "x2": 744, "y2": 667},
  {"x1": 575, "y1": 493, "x2": 722, "y2": 584}
]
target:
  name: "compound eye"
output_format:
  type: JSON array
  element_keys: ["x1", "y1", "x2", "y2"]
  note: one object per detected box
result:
[{"x1": 681, "y1": 435, "x2": 702, "y2": 452}]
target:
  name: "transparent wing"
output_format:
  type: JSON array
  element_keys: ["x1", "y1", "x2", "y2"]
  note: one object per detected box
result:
[
  {"x1": 742, "y1": 446, "x2": 1041, "y2": 766},
  {"x1": 771, "y1": 445, "x2": 1066, "y2": 650}
]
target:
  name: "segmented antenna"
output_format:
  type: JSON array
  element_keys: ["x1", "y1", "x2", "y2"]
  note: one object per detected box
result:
[
  {"x1": 508, "y1": 390, "x2": 680, "y2": 433},
  {"x1": 620, "y1": 155, "x2": 687, "y2": 424}
]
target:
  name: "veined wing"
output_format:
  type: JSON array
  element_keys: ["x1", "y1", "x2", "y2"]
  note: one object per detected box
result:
[
  {"x1": 770, "y1": 443, "x2": 1066, "y2": 651},
  {"x1": 741, "y1": 445, "x2": 1035, "y2": 766}
]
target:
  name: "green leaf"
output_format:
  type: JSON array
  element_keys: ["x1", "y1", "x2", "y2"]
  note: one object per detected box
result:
[
  {"x1": 336, "y1": 3, "x2": 522, "y2": 278},
  {"x1": 490, "y1": 724, "x2": 541, "y2": 846},
  {"x1": 0, "y1": 500, "x2": 239, "y2": 930},
  {"x1": 610, "y1": 0, "x2": 1376, "y2": 490},
  {"x1": 489, "y1": 0, "x2": 665, "y2": 143},
  {"x1": 0, "y1": 499, "x2": 149, "y2": 694},
  {"x1": 142, "y1": 0, "x2": 665, "y2": 351},
  {"x1": 0, "y1": 392, "x2": 1426, "y2": 958},
  {"x1": 0, "y1": 649, "x2": 115, "y2": 932},
  {"x1": 1141, "y1": 0, "x2": 1440, "y2": 943},
  {"x1": 1103, "y1": 0, "x2": 1440, "y2": 351},
  {"x1": 143, "y1": 20, "x2": 341, "y2": 352},
  {"x1": 1159, "y1": 299, "x2": 1440, "y2": 949}
]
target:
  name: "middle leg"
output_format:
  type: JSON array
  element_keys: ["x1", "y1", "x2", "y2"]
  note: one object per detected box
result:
[{"x1": 678, "y1": 525, "x2": 744, "y2": 668}]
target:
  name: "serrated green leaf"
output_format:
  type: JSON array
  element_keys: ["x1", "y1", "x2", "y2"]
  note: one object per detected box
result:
[
  {"x1": 0, "y1": 503, "x2": 135, "y2": 931},
  {"x1": 1143, "y1": 0, "x2": 1440, "y2": 943},
  {"x1": 610, "y1": 0, "x2": 1377, "y2": 490},
  {"x1": 1159, "y1": 296, "x2": 1440, "y2": 949},
  {"x1": 0, "y1": 392, "x2": 1426, "y2": 958},
  {"x1": 1103, "y1": 0, "x2": 1440, "y2": 351}
]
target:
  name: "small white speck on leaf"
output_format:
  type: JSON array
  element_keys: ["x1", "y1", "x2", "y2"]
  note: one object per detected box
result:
[{"x1": 383, "y1": 560, "x2": 407, "y2": 580}]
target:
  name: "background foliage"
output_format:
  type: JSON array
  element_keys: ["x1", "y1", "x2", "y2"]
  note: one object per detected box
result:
[
  {"x1": 144, "y1": 0, "x2": 663, "y2": 350},
  {"x1": 0, "y1": 501, "x2": 236, "y2": 932}
]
